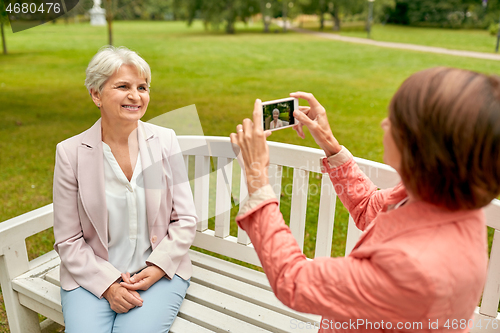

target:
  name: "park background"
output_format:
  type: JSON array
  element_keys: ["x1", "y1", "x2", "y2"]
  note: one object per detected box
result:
[{"x1": 1, "y1": 0, "x2": 500, "y2": 331}]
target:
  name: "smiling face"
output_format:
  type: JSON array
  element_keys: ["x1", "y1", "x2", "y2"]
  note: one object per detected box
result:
[
  {"x1": 381, "y1": 117, "x2": 401, "y2": 172},
  {"x1": 273, "y1": 110, "x2": 279, "y2": 120},
  {"x1": 91, "y1": 64, "x2": 150, "y2": 126}
]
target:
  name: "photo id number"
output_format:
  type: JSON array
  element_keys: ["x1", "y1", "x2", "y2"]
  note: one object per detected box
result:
[
  {"x1": 5, "y1": 2, "x2": 61, "y2": 14},
  {"x1": 442, "y1": 318, "x2": 499, "y2": 330}
]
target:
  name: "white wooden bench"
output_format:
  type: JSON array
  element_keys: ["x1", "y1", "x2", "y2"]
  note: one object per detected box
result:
[{"x1": 1, "y1": 136, "x2": 499, "y2": 333}]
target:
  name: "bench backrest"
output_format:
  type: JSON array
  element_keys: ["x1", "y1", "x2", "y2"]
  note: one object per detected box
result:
[
  {"x1": 177, "y1": 136, "x2": 500, "y2": 321},
  {"x1": 0, "y1": 135, "x2": 498, "y2": 325}
]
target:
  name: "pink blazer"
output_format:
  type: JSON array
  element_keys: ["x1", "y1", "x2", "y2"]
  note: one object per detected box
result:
[
  {"x1": 53, "y1": 119, "x2": 197, "y2": 298},
  {"x1": 237, "y1": 155, "x2": 488, "y2": 332}
]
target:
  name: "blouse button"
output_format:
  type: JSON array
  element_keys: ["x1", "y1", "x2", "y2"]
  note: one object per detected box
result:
[{"x1": 151, "y1": 236, "x2": 157, "y2": 243}]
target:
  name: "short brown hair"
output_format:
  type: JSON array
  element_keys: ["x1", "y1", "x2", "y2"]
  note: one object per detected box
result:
[{"x1": 389, "y1": 67, "x2": 500, "y2": 210}]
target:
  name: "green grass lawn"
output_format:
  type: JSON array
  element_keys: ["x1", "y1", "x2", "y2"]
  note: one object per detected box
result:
[
  {"x1": 300, "y1": 21, "x2": 500, "y2": 54},
  {"x1": 1, "y1": 20, "x2": 499, "y2": 331}
]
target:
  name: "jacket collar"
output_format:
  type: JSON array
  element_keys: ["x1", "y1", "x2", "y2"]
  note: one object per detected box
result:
[{"x1": 81, "y1": 119, "x2": 155, "y2": 147}]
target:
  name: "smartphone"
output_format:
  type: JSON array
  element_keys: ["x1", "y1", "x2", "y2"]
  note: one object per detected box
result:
[{"x1": 261, "y1": 97, "x2": 299, "y2": 131}]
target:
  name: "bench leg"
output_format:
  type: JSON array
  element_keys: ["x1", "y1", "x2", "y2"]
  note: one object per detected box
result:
[{"x1": 0, "y1": 242, "x2": 42, "y2": 333}]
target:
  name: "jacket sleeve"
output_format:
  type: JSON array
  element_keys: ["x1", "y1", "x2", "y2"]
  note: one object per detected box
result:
[
  {"x1": 236, "y1": 196, "x2": 432, "y2": 323},
  {"x1": 53, "y1": 143, "x2": 121, "y2": 298},
  {"x1": 322, "y1": 147, "x2": 392, "y2": 231},
  {"x1": 146, "y1": 130, "x2": 197, "y2": 278}
]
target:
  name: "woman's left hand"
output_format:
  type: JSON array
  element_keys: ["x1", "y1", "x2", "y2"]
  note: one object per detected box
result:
[
  {"x1": 120, "y1": 265, "x2": 165, "y2": 291},
  {"x1": 230, "y1": 99, "x2": 272, "y2": 195}
]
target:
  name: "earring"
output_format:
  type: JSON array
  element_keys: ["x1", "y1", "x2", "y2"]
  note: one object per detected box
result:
[{"x1": 98, "y1": 103, "x2": 100, "y2": 107}]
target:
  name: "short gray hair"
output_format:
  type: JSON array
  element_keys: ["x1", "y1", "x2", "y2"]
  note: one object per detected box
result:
[
  {"x1": 272, "y1": 109, "x2": 280, "y2": 115},
  {"x1": 85, "y1": 46, "x2": 151, "y2": 94}
]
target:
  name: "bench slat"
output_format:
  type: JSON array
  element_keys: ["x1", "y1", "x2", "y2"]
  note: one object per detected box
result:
[
  {"x1": 484, "y1": 200, "x2": 500, "y2": 230},
  {"x1": 170, "y1": 316, "x2": 215, "y2": 333},
  {"x1": 28, "y1": 251, "x2": 59, "y2": 272},
  {"x1": 315, "y1": 175, "x2": 336, "y2": 258},
  {"x1": 192, "y1": 230, "x2": 262, "y2": 267},
  {"x1": 189, "y1": 250, "x2": 270, "y2": 290},
  {"x1": 191, "y1": 265, "x2": 320, "y2": 324},
  {"x1": 183, "y1": 154, "x2": 189, "y2": 176},
  {"x1": 195, "y1": 155, "x2": 210, "y2": 231},
  {"x1": 12, "y1": 277, "x2": 63, "y2": 325},
  {"x1": 178, "y1": 298, "x2": 273, "y2": 333},
  {"x1": 268, "y1": 143, "x2": 323, "y2": 172},
  {"x1": 268, "y1": 164, "x2": 283, "y2": 206},
  {"x1": 45, "y1": 267, "x2": 59, "y2": 286},
  {"x1": 472, "y1": 307, "x2": 500, "y2": 333},
  {"x1": 0, "y1": 204, "x2": 53, "y2": 253},
  {"x1": 290, "y1": 168, "x2": 309, "y2": 252},
  {"x1": 187, "y1": 282, "x2": 317, "y2": 333},
  {"x1": 479, "y1": 229, "x2": 500, "y2": 318},
  {"x1": 215, "y1": 157, "x2": 232, "y2": 238},
  {"x1": 345, "y1": 215, "x2": 363, "y2": 256},
  {"x1": 352, "y1": 157, "x2": 400, "y2": 190},
  {"x1": 18, "y1": 293, "x2": 64, "y2": 327},
  {"x1": 237, "y1": 167, "x2": 251, "y2": 245}
]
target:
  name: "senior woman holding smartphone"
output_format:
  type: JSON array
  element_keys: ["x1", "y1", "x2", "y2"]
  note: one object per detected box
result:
[
  {"x1": 230, "y1": 67, "x2": 500, "y2": 332},
  {"x1": 53, "y1": 46, "x2": 197, "y2": 333}
]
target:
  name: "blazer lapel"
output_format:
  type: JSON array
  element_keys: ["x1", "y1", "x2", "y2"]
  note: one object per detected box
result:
[
  {"x1": 77, "y1": 118, "x2": 108, "y2": 250},
  {"x1": 137, "y1": 121, "x2": 163, "y2": 232}
]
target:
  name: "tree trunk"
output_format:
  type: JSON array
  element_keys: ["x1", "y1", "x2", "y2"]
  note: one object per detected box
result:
[
  {"x1": 226, "y1": 17, "x2": 235, "y2": 34},
  {"x1": 1, "y1": 22, "x2": 7, "y2": 55},
  {"x1": 226, "y1": 0, "x2": 235, "y2": 34},
  {"x1": 282, "y1": 0, "x2": 287, "y2": 32},
  {"x1": 105, "y1": 0, "x2": 113, "y2": 45},
  {"x1": 332, "y1": 3, "x2": 340, "y2": 31},
  {"x1": 260, "y1": 1, "x2": 269, "y2": 33},
  {"x1": 319, "y1": 0, "x2": 325, "y2": 30}
]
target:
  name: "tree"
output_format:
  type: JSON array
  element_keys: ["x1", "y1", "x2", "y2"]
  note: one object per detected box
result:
[
  {"x1": 325, "y1": 0, "x2": 355, "y2": 31},
  {"x1": 387, "y1": 0, "x2": 481, "y2": 28},
  {"x1": 187, "y1": 0, "x2": 260, "y2": 34},
  {"x1": 260, "y1": 0, "x2": 270, "y2": 32},
  {"x1": 0, "y1": 0, "x2": 8, "y2": 54},
  {"x1": 298, "y1": 0, "x2": 328, "y2": 29},
  {"x1": 105, "y1": 0, "x2": 115, "y2": 45}
]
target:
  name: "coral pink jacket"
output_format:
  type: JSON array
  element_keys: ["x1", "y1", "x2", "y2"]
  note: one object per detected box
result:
[
  {"x1": 236, "y1": 149, "x2": 487, "y2": 333},
  {"x1": 53, "y1": 119, "x2": 197, "y2": 298}
]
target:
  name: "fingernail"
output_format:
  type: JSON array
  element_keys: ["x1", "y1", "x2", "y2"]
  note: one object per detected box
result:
[
  {"x1": 293, "y1": 111, "x2": 298, "y2": 116},
  {"x1": 256, "y1": 99, "x2": 261, "y2": 103}
]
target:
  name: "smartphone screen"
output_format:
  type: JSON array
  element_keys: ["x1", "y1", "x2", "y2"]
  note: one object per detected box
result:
[{"x1": 261, "y1": 97, "x2": 299, "y2": 131}]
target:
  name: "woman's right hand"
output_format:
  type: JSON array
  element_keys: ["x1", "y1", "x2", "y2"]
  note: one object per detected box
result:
[
  {"x1": 102, "y1": 282, "x2": 143, "y2": 313},
  {"x1": 290, "y1": 92, "x2": 342, "y2": 157}
]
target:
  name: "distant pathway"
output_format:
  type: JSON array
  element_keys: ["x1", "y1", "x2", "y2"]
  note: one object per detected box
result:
[{"x1": 293, "y1": 27, "x2": 500, "y2": 61}]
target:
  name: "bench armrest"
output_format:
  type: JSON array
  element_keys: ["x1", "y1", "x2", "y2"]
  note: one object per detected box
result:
[{"x1": 0, "y1": 204, "x2": 53, "y2": 255}]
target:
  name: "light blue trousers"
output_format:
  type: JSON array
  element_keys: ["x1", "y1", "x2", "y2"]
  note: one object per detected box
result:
[{"x1": 60, "y1": 275, "x2": 189, "y2": 333}]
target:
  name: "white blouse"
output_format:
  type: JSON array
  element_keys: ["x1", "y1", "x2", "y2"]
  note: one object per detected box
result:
[{"x1": 102, "y1": 142, "x2": 152, "y2": 274}]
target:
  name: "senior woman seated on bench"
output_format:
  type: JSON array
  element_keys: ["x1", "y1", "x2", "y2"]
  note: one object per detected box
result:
[
  {"x1": 53, "y1": 46, "x2": 197, "y2": 333},
  {"x1": 230, "y1": 67, "x2": 500, "y2": 332}
]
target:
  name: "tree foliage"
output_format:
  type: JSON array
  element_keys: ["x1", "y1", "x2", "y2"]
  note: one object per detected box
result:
[
  {"x1": 89, "y1": 0, "x2": 500, "y2": 33},
  {"x1": 185, "y1": 0, "x2": 260, "y2": 33},
  {"x1": 0, "y1": 0, "x2": 8, "y2": 54},
  {"x1": 0, "y1": 0, "x2": 8, "y2": 24},
  {"x1": 387, "y1": 0, "x2": 500, "y2": 28}
]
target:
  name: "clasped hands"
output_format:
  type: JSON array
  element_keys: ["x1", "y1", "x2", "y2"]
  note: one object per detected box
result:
[
  {"x1": 102, "y1": 264, "x2": 165, "y2": 313},
  {"x1": 230, "y1": 92, "x2": 341, "y2": 195}
]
